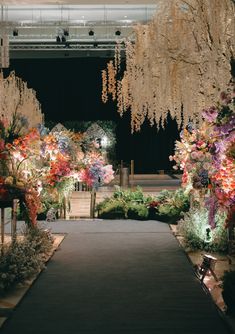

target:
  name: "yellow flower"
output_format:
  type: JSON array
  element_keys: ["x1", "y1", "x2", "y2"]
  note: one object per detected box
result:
[
  {"x1": 5, "y1": 176, "x2": 14, "y2": 185},
  {"x1": 16, "y1": 181, "x2": 25, "y2": 188}
]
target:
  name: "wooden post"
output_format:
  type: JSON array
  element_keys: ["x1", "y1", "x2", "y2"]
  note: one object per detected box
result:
[
  {"x1": 63, "y1": 196, "x2": 66, "y2": 219},
  {"x1": 1, "y1": 208, "x2": 4, "y2": 244},
  {"x1": 11, "y1": 199, "x2": 18, "y2": 243},
  {"x1": 130, "y1": 160, "x2": 134, "y2": 188},
  {"x1": 90, "y1": 188, "x2": 96, "y2": 219},
  {"x1": 120, "y1": 160, "x2": 123, "y2": 186}
]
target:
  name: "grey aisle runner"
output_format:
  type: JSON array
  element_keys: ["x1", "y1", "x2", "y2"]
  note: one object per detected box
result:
[{"x1": 1, "y1": 220, "x2": 230, "y2": 334}]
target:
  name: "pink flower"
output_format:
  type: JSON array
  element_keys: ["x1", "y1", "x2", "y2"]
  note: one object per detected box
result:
[
  {"x1": 203, "y1": 162, "x2": 211, "y2": 170},
  {"x1": 202, "y1": 106, "x2": 218, "y2": 122},
  {"x1": 196, "y1": 140, "x2": 207, "y2": 149},
  {"x1": 102, "y1": 165, "x2": 114, "y2": 184},
  {"x1": 190, "y1": 151, "x2": 199, "y2": 160}
]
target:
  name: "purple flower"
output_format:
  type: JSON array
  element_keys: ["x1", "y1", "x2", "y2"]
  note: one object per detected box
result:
[
  {"x1": 202, "y1": 106, "x2": 218, "y2": 123},
  {"x1": 214, "y1": 115, "x2": 235, "y2": 136},
  {"x1": 205, "y1": 196, "x2": 218, "y2": 229}
]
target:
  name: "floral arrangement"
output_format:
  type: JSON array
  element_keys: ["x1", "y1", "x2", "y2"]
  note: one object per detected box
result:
[
  {"x1": 0, "y1": 115, "x2": 115, "y2": 225},
  {"x1": 78, "y1": 153, "x2": 114, "y2": 189},
  {"x1": 0, "y1": 226, "x2": 53, "y2": 294},
  {"x1": 171, "y1": 81, "x2": 235, "y2": 232}
]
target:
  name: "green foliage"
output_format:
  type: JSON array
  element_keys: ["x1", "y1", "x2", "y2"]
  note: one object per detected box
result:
[
  {"x1": 97, "y1": 199, "x2": 126, "y2": 219},
  {"x1": 97, "y1": 187, "x2": 154, "y2": 219},
  {"x1": 127, "y1": 203, "x2": 149, "y2": 220},
  {"x1": 97, "y1": 187, "x2": 189, "y2": 221},
  {"x1": 156, "y1": 188, "x2": 190, "y2": 222},
  {"x1": 0, "y1": 226, "x2": 53, "y2": 294},
  {"x1": 156, "y1": 189, "x2": 172, "y2": 202},
  {"x1": 113, "y1": 186, "x2": 151, "y2": 204},
  {"x1": 178, "y1": 207, "x2": 228, "y2": 253},
  {"x1": 222, "y1": 270, "x2": 235, "y2": 314}
]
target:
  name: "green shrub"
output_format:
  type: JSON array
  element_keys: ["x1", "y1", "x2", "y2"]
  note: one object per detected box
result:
[
  {"x1": 156, "y1": 189, "x2": 172, "y2": 202},
  {"x1": 178, "y1": 207, "x2": 228, "y2": 252},
  {"x1": 127, "y1": 203, "x2": 149, "y2": 220},
  {"x1": 148, "y1": 188, "x2": 190, "y2": 223},
  {"x1": 96, "y1": 187, "x2": 154, "y2": 219},
  {"x1": 96, "y1": 197, "x2": 112, "y2": 213},
  {"x1": 222, "y1": 271, "x2": 235, "y2": 315},
  {"x1": 97, "y1": 200, "x2": 126, "y2": 219},
  {"x1": 0, "y1": 226, "x2": 53, "y2": 294},
  {"x1": 113, "y1": 186, "x2": 149, "y2": 204},
  {"x1": 96, "y1": 187, "x2": 189, "y2": 221}
]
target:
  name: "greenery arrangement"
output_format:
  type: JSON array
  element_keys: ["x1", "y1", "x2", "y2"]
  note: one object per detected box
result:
[
  {"x1": 96, "y1": 199, "x2": 126, "y2": 219},
  {"x1": 178, "y1": 207, "x2": 228, "y2": 253},
  {"x1": 151, "y1": 189, "x2": 190, "y2": 223},
  {"x1": 96, "y1": 187, "x2": 189, "y2": 221},
  {"x1": 96, "y1": 186, "x2": 150, "y2": 220},
  {"x1": 0, "y1": 226, "x2": 53, "y2": 294},
  {"x1": 127, "y1": 203, "x2": 149, "y2": 220}
]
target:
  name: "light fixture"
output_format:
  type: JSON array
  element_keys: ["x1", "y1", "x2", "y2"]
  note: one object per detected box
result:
[
  {"x1": 101, "y1": 136, "x2": 109, "y2": 148},
  {"x1": 93, "y1": 42, "x2": 98, "y2": 48},
  {"x1": 115, "y1": 30, "x2": 121, "y2": 36},
  {"x1": 197, "y1": 254, "x2": 218, "y2": 282},
  {"x1": 61, "y1": 36, "x2": 66, "y2": 43},
  {"x1": 13, "y1": 29, "x2": 18, "y2": 37},
  {"x1": 89, "y1": 30, "x2": 94, "y2": 36},
  {"x1": 63, "y1": 29, "x2": 69, "y2": 36},
  {"x1": 56, "y1": 35, "x2": 61, "y2": 43}
]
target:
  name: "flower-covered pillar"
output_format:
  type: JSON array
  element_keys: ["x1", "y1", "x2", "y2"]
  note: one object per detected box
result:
[
  {"x1": 0, "y1": 71, "x2": 44, "y2": 235},
  {"x1": 171, "y1": 82, "x2": 235, "y2": 253}
]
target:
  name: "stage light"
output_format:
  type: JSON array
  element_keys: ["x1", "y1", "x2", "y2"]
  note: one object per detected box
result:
[
  {"x1": 56, "y1": 35, "x2": 61, "y2": 43},
  {"x1": 115, "y1": 30, "x2": 121, "y2": 36},
  {"x1": 13, "y1": 29, "x2": 18, "y2": 37},
  {"x1": 61, "y1": 36, "x2": 66, "y2": 43},
  {"x1": 63, "y1": 29, "x2": 69, "y2": 36},
  {"x1": 89, "y1": 30, "x2": 94, "y2": 36}
]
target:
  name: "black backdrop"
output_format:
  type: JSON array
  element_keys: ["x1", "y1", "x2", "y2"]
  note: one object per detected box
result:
[{"x1": 4, "y1": 57, "x2": 179, "y2": 173}]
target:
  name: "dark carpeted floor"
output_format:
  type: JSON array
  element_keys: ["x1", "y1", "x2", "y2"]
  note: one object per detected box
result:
[{"x1": 1, "y1": 220, "x2": 230, "y2": 334}]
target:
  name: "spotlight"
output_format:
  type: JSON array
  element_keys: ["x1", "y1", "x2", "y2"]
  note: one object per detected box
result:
[
  {"x1": 93, "y1": 42, "x2": 98, "y2": 48},
  {"x1": 115, "y1": 30, "x2": 121, "y2": 36},
  {"x1": 13, "y1": 29, "x2": 18, "y2": 37},
  {"x1": 63, "y1": 29, "x2": 69, "y2": 36},
  {"x1": 61, "y1": 35, "x2": 66, "y2": 43},
  {"x1": 56, "y1": 35, "x2": 61, "y2": 43},
  {"x1": 89, "y1": 30, "x2": 94, "y2": 36}
]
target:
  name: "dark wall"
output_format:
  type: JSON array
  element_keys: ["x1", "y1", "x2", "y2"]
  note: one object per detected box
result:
[{"x1": 4, "y1": 57, "x2": 179, "y2": 173}]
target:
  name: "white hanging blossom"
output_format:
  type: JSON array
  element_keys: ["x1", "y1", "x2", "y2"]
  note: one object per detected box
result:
[
  {"x1": 102, "y1": 0, "x2": 235, "y2": 132},
  {"x1": 0, "y1": 71, "x2": 43, "y2": 130}
]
